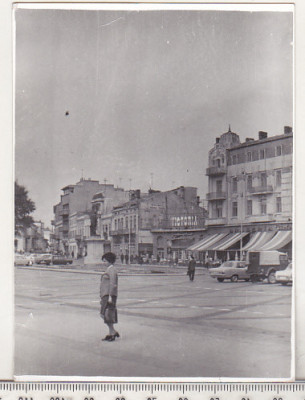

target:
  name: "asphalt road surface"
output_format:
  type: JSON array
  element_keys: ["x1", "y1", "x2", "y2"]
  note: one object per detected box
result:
[{"x1": 15, "y1": 267, "x2": 292, "y2": 378}]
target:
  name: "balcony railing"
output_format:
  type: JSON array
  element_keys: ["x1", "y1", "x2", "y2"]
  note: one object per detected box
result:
[
  {"x1": 248, "y1": 185, "x2": 273, "y2": 195},
  {"x1": 245, "y1": 214, "x2": 275, "y2": 222},
  {"x1": 59, "y1": 209, "x2": 69, "y2": 216},
  {"x1": 206, "y1": 166, "x2": 226, "y2": 176},
  {"x1": 206, "y1": 191, "x2": 226, "y2": 200},
  {"x1": 206, "y1": 217, "x2": 227, "y2": 225},
  {"x1": 59, "y1": 224, "x2": 69, "y2": 232}
]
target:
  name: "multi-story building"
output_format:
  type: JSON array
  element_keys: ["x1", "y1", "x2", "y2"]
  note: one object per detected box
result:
[
  {"x1": 53, "y1": 178, "x2": 103, "y2": 255},
  {"x1": 206, "y1": 126, "x2": 240, "y2": 225},
  {"x1": 111, "y1": 187, "x2": 206, "y2": 261},
  {"x1": 226, "y1": 128, "x2": 292, "y2": 227},
  {"x1": 190, "y1": 126, "x2": 293, "y2": 260},
  {"x1": 68, "y1": 211, "x2": 91, "y2": 257}
]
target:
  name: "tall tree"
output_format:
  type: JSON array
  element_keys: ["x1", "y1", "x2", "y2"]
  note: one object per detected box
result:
[{"x1": 15, "y1": 181, "x2": 36, "y2": 234}]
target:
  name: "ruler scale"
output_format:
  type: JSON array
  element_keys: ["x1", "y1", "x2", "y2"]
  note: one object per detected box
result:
[{"x1": 1, "y1": 383, "x2": 305, "y2": 400}]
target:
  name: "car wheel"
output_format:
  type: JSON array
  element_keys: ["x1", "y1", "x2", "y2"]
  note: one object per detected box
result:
[
  {"x1": 231, "y1": 275, "x2": 238, "y2": 282},
  {"x1": 217, "y1": 278, "x2": 224, "y2": 282},
  {"x1": 268, "y1": 271, "x2": 276, "y2": 284},
  {"x1": 244, "y1": 278, "x2": 250, "y2": 282}
]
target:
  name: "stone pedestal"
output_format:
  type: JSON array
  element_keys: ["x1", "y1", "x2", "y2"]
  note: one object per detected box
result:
[{"x1": 84, "y1": 237, "x2": 110, "y2": 265}]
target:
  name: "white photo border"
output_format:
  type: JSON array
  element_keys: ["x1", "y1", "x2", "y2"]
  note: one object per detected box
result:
[{"x1": 1, "y1": 0, "x2": 304, "y2": 382}]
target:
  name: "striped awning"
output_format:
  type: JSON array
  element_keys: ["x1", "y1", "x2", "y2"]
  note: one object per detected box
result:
[
  {"x1": 187, "y1": 233, "x2": 227, "y2": 252},
  {"x1": 187, "y1": 234, "x2": 218, "y2": 251},
  {"x1": 242, "y1": 232, "x2": 262, "y2": 251},
  {"x1": 212, "y1": 232, "x2": 249, "y2": 251},
  {"x1": 259, "y1": 231, "x2": 292, "y2": 251},
  {"x1": 195, "y1": 233, "x2": 228, "y2": 251},
  {"x1": 242, "y1": 231, "x2": 276, "y2": 251}
]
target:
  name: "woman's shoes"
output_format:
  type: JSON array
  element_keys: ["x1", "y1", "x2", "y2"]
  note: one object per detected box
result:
[
  {"x1": 102, "y1": 335, "x2": 112, "y2": 341},
  {"x1": 102, "y1": 332, "x2": 120, "y2": 341}
]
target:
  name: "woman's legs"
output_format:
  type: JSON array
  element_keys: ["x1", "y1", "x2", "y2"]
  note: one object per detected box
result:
[{"x1": 107, "y1": 322, "x2": 116, "y2": 336}]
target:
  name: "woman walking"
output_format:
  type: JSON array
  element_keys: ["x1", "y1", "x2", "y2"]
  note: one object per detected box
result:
[{"x1": 100, "y1": 252, "x2": 120, "y2": 342}]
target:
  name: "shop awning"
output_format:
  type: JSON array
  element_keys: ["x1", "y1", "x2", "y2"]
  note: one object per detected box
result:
[
  {"x1": 212, "y1": 232, "x2": 249, "y2": 251},
  {"x1": 241, "y1": 232, "x2": 262, "y2": 251},
  {"x1": 242, "y1": 231, "x2": 276, "y2": 251},
  {"x1": 259, "y1": 231, "x2": 292, "y2": 251},
  {"x1": 194, "y1": 233, "x2": 228, "y2": 251},
  {"x1": 187, "y1": 233, "x2": 227, "y2": 251},
  {"x1": 187, "y1": 234, "x2": 219, "y2": 251}
]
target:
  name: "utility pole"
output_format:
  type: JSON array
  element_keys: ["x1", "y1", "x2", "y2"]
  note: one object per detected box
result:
[
  {"x1": 240, "y1": 171, "x2": 245, "y2": 260},
  {"x1": 128, "y1": 210, "x2": 131, "y2": 265}
]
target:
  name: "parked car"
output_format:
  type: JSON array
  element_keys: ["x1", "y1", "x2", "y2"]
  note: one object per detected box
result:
[
  {"x1": 14, "y1": 253, "x2": 34, "y2": 266},
  {"x1": 247, "y1": 250, "x2": 289, "y2": 284},
  {"x1": 34, "y1": 253, "x2": 52, "y2": 265},
  {"x1": 275, "y1": 263, "x2": 292, "y2": 285},
  {"x1": 52, "y1": 255, "x2": 73, "y2": 265},
  {"x1": 209, "y1": 260, "x2": 250, "y2": 282}
]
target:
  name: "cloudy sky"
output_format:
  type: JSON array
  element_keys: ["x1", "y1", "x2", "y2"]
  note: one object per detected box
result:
[{"x1": 15, "y1": 6, "x2": 293, "y2": 226}]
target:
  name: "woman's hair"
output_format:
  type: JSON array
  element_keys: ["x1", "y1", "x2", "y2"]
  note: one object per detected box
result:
[{"x1": 102, "y1": 252, "x2": 116, "y2": 264}]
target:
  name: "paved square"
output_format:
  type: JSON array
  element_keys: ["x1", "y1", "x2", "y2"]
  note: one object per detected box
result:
[{"x1": 15, "y1": 268, "x2": 292, "y2": 378}]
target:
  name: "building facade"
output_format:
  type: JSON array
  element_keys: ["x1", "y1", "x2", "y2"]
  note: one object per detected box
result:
[
  {"x1": 195, "y1": 126, "x2": 293, "y2": 260},
  {"x1": 52, "y1": 179, "x2": 103, "y2": 255},
  {"x1": 111, "y1": 187, "x2": 206, "y2": 261},
  {"x1": 14, "y1": 221, "x2": 49, "y2": 253},
  {"x1": 52, "y1": 178, "x2": 129, "y2": 257}
]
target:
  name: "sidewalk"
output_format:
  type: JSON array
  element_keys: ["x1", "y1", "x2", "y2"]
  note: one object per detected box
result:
[{"x1": 18, "y1": 261, "x2": 208, "y2": 276}]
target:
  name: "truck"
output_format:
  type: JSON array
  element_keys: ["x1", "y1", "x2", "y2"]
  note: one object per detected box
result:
[{"x1": 247, "y1": 250, "x2": 289, "y2": 284}]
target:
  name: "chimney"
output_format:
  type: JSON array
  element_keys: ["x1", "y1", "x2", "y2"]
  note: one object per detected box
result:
[
  {"x1": 216, "y1": 137, "x2": 220, "y2": 144},
  {"x1": 284, "y1": 126, "x2": 292, "y2": 135},
  {"x1": 258, "y1": 131, "x2": 268, "y2": 140},
  {"x1": 245, "y1": 138, "x2": 254, "y2": 142}
]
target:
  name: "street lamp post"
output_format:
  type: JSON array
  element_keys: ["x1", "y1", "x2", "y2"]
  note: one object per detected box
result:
[
  {"x1": 240, "y1": 171, "x2": 246, "y2": 260},
  {"x1": 128, "y1": 212, "x2": 131, "y2": 265}
]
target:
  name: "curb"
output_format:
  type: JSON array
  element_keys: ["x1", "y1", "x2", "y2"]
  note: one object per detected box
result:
[{"x1": 17, "y1": 265, "x2": 206, "y2": 277}]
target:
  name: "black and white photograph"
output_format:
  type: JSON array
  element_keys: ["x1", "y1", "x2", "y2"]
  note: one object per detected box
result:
[{"x1": 13, "y1": 3, "x2": 294, "y2": 379}]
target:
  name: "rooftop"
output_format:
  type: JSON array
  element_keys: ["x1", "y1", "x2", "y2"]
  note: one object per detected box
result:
[{"x1": 229, "y1": 131, "x2": 293, "y2": 151}]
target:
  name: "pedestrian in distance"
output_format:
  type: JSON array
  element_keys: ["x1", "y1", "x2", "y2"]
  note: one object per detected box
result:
[
  {"x1": 120, "y1": 253, "x2": 124, "y2": 264},
  {"x1": 100, "y1": 252, "x2": 120, "y2": 342},
  {"x1": 187, "y1": 255, "x2": 196, "y2": 281}
]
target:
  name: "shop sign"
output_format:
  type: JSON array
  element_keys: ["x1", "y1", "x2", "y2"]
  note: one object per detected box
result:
[{"x1": 170, "y1": 215, "x2": 198, "y2": 227}]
